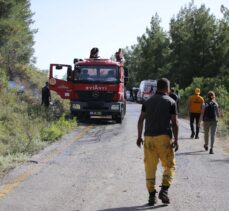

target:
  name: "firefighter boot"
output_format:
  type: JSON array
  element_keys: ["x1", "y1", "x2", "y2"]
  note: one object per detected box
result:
[
  {"x1": 148, "y1": 190, "x2": 157, "y2": 206},
  {"x1": 159, "y1": 186, "x2": 170, "y2": 204}
]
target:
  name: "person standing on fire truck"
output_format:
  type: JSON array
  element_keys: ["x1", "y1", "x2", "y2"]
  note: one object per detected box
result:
[
  {"x1": 115, "y1": 48, "x2": 124, "y2": 62},
  {"x1": 90, "y1": 47, "x2": 99, "y2": 58}
]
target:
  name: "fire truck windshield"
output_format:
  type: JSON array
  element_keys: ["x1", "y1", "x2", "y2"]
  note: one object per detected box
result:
[{"x1": 75, "y1": 66, "x2": 119, "y2": 83}]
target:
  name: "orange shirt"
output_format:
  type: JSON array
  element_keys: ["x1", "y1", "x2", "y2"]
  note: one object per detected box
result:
[{"x1": 188, "y1": 94, "x2": 204, "y2": 113}]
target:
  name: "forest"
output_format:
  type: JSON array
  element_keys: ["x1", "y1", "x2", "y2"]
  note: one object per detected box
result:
[{"x1": 0, "y1": 1, "x2": 228, "y2": 173}]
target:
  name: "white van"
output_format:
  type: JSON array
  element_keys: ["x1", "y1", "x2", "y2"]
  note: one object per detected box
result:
[{"x1": 137, "y1": 80, "x2": 157, "y2": 103}]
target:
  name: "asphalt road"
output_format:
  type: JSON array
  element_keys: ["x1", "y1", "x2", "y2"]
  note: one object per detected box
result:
[{"x1": 0, "y1": 102, "x2": 229, "y2": 211}]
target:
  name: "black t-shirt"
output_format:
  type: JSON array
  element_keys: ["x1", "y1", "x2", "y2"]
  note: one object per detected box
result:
[{"x1": 141, "y1": 92, "x2": 177, "y2": 137}]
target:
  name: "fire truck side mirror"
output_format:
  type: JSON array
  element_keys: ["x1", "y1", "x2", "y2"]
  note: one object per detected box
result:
[
  {"x1": 74, "y1": 67, "x2": 80, "y2": 73},
  {"x1": 73, "y1": 58, "x2": 79, "y2": 64},
  {"x1": 124, "y1": 67, "x2": 129, "y2": 86},
  {"x1": 73, "y1": 58, "x2": 83, "y2": 64},
  {"x1": 67, "y1": 66, "x2": 72, "y2": 81},
  {"x1": 73, "y1": 67, "x2": 81, "y2": 80}
]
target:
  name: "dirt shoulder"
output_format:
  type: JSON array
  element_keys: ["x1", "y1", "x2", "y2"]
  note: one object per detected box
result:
[{"x1": 219, "y1": 136, "x2": 229, "y2": 154}]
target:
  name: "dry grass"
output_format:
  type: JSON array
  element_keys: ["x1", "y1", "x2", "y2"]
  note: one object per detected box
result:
[{"x1": 219, "y1": 136, "x2": 229, "y2": 154}]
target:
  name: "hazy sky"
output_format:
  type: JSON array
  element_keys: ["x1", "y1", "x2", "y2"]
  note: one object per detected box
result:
[{"x1": 30, "y1": 0, "x2": 228, "y2": 70}]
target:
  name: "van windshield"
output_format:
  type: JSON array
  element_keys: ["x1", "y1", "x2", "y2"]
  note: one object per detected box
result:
[
  {"x1": 75, "y1": 66, "x2": 119, "y2": 83},
  {"x1": 143, "y1": 84, "x2": 157, "y2": 94},
  {"x1": 143, "y1": 84, "x2": 153, "y2": 93},
  {"x1": 151, "y1": 85, "x2": 157, "y2": 94}
]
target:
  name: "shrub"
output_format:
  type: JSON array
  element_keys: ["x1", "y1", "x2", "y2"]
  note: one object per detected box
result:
[
  {"x1": 40, "y1": 116, "x2": 76, "y2": 142},
  {"x1": 0, "y1": 87, "x2": 76, "y2": 155}
]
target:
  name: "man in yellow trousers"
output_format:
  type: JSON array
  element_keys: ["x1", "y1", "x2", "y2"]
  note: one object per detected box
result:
[{"x1": 137, "y1": 78, "x2": 179, "y2": 206}]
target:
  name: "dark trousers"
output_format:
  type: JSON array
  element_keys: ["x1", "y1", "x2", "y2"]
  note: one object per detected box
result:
[{"x1": 189, "y1": 112, "x2": 201, "y2": 136}]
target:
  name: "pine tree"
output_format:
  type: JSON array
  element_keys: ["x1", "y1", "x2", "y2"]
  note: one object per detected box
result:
[{"x1": 0, "y1": 0, "x2": 37, "y2": 79}]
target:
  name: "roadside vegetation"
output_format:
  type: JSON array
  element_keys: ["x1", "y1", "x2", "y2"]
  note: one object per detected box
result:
[
  {"x1": 0, "y1": 1, "x2": 76, "y2": 176},
  {"x1": 0, "y1": 79, "x2": 76, "y2": 176}
]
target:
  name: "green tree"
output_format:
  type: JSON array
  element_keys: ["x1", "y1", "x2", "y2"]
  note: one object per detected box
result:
[
  {"x1": 140, "y1": 15, "x2": 170, "y2": 79},
  {"x1": 169, "y1": 2, "x2": 218, "y2": 87},
  {"x1": 124, "y1": 14, "x2": 170, "y2": 85},
  {"x1": 0, "y1": 0, "x2": 37, "y2": 79},
  {"x1": 213, "y1": 5, "x2": 229, "y2": 77}
]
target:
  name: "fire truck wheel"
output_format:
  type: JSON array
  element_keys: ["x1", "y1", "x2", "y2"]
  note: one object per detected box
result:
[
  {"x1": 116, "y1": 110, "x2": 124, "y2": 124},
  {"x1": 116, "y1": 117, "x2": 122, "y2": 124},
  {"x1": 73, "y1": 113, "x2": 89, "y2": 123}
]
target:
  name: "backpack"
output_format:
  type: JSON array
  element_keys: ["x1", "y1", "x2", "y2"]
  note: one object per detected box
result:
[{"x1": 203, "y1": 101, "x2": 217, "y2": 121}]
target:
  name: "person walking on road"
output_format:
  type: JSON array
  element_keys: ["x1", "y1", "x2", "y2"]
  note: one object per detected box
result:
[
  {"x1": 137, "y1": 78, "x2": 179, "y2": 206},
  {"x1": 41, "y1": 82, "x2": 51, "y2": 108},
  {"x1": 201, "y1": 91, "x2": 220, "y2": 154},
  {"x1": 187, "y1": 88, "x2": 204, "y2": 139}
]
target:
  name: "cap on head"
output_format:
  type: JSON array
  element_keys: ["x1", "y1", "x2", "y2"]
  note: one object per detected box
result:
[{"x1": 195, "y1": 88, "x2": 200, "y2": 95}]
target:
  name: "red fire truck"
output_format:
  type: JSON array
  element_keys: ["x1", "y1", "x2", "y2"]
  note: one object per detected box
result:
[{"x1": 49, "y1": 57, "x2": 128, "y2": 123}]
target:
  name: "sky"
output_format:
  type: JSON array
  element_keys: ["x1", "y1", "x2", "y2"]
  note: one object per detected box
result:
[{"x1": 30, "y1": 0, "x2": 229, "y2": 70}]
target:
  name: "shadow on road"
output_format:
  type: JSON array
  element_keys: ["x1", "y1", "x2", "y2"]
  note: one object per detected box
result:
[
  {"x1": 179, "y1": 137, "x2": 194, "y2": 140},
  {"x1": 210, "y1": 158, "x2": 229, "y2": 164},
  {"x1": 176, "y1": 150, "x2": 207, "y2": 156},
  {"x1": 65, "y1": 114, "x2": 117, "y2": 126},
  {"x1": 97, "y1": 204, "x2": 168, "y2": 211},
  {"x1": 78, "y1": 118, "x2": 116, "y2": 126}
]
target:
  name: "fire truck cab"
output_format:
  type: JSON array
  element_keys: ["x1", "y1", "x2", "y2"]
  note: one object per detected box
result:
[{"x1": 49, "y1": 58, "x2": 128, "y2": 123}]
